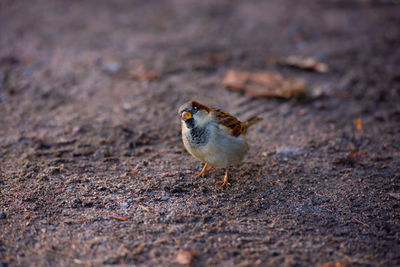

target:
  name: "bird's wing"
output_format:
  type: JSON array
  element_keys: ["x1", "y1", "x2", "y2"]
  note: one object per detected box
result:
[{"x1": 212, "y1": 108, "x2": 244, "y2": 137}]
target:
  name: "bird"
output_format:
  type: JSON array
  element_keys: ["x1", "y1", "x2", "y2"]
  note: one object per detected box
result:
[{"x1": 178, "y1": 100, "x2": 262, "y2": 186}]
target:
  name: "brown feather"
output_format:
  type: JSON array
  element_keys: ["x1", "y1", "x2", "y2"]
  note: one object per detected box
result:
[
  {"x1": 212, "y1": 109, "x2": 244, "y2": 136},
  {"x1": 192, "y1": 101, "x2": 210, "y2": 113},
  {"x1": 242, "y1": 116, "x2": 263, "y2": 134},
  {"x1": 212, "y1": 109, "x2": 263, "y2": 136}
]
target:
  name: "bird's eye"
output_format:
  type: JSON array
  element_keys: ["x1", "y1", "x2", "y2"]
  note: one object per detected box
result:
[{"x1": 192, "y1": 106, "x2": 198, "y2": 113}]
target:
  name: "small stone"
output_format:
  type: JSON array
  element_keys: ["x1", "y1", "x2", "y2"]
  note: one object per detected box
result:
[
  {"x1": 0, "y1": 94, "x2": 6, "y2": 103},
  {"x1": 103, "y1": 62, "x2": 121, "y2": 73},
  {"x1": 276, "y1": 146, "x2": 305, "y2": 156},
  {"x1": 83, "y1": 201, "x2": 94, "y2": 207},
  {"x1": 0, "y1": 211, "x2": 6, "y2": 219},
  {"x1": 103, "y1": 257, "x2": 119, "y2": 264},
  {"x1": 159, "y1": 196, "x2": 170, "y2": 201},
  {"x1": 171, "y1": 185, "x2": 185, "y2": 194},
  {"x1": 122, "y1": 102, "x2": 132, "y2": 110},
  {"x1": 174, "y1": 250, "x2": 196, "y2": 265},
  {"x1": 120, "y1": 202, "x2": 129, "y2": 208},
  {"x1": 97, "y1": 186, "x2": 107, "y2": 191}
]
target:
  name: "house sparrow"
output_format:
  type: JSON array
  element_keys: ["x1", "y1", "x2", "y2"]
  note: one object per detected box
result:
[{"x1": 178, "y1": 100, "x2": 262, "y2": 186}]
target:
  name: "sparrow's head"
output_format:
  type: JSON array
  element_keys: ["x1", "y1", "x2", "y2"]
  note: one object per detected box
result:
[{"x1": 178, "y1": 100, "x2": 211, "y2": 129}]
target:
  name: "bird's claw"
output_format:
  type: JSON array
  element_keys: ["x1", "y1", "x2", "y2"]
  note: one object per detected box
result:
[
  {"x1": 195, "y1": 164, "x2": 212, "y2": 178},
  {"x1": 216, "y1": 180, "x2": 228, "y2": 187}
]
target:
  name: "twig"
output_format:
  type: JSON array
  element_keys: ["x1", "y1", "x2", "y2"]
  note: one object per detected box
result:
[
  {"x1": 138, "y1": 205, "x2": 150, "y2": 212},
  {"x1": 353, "y1": 217, "x2": 370, "y2": 228}
]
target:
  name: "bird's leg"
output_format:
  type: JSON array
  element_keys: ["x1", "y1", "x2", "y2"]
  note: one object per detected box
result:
[
  {"x1": 216, "y1": 169, "x2": 229, "y2": 187},
  {"x1": 195, "y1": 163, "x2": 213, "y2": 178}
]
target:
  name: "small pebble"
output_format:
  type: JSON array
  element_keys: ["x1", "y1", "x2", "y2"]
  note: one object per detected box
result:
[
  {"x1": 104, "y1": 257, "x2": 119, "y2": 265},
  {"x1": 160, "y1": 196, "x2": 170, "y2": 201},
  {"x1": 103, "y1": 62, "x2": 121, "y2": 73},
  {"x1": 0, "y1": 211, "x2": 6, "y2": 219},
  {"x1": 97, "y1": 186, "x2": 107, "y2": 191},
  {"x1": 120, "y1": 202, "x2": 129, "y2": 208},
  {"x1": 276, "y1": 146, "x2": 305, "y2": 155}
]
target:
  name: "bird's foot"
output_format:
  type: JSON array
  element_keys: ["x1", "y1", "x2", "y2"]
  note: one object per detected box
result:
[
  {"x1": 216, "y1": 169, "x2": 229, "y2": 187},
  {"x1": 195, "y1": 163, "x2": 213, "y2": 178}
]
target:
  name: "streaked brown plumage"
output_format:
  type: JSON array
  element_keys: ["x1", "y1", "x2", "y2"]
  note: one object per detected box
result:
[{"x1": 178, "y1": 100, "x2": 262, "y2": 186}]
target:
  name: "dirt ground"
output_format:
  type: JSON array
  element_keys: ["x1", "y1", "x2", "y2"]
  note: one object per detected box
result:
[{"x1": 1, "y1": 0, "x2": 399, "y2": 266}]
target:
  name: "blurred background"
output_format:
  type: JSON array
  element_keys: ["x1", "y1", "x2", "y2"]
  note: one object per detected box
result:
[{"x1": 1, "y1": 0, "x2": 399, "y2": 266}]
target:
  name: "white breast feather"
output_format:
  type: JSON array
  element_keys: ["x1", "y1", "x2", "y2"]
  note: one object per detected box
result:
[{"x1": 182, "y1": 120, "x2": 248, "y2": 168}]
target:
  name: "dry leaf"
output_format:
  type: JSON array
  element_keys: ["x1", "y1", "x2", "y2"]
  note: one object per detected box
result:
[
  {"x1": 130, "y1": 64, "x2": 160, "y2": 81},
  {"x1": 174, "y1": 250, "x2": 197, "y2": 265},
  {"x1": 334, "y1": 149, "x2": 367, "y2": 166},
  {"x1": 131, "y1": 167, "x2": 139, "y2": 176},
  {"x1": 318, "y1": 260, "x2": 352, "y2": 267},
  {"x1": 349, "y1": 149, "x2": 366, "y2": 159},
  {"x1": 73, "y1": 259, "x2": 86, "y2": 264},
  {"x1": 222, "y1": 70, "x2": 305, "y2": 99},
  {"x1": 353, "y1": 217, "x2": 370, "y2": 228},
  {"x1": 388, "y1": 192, "x2": 400, "y2": 200},
  {"x1": 354, "y1": 117, "x2": 363, "y2": 131},
  {"x1": 268, "y1": 55, "x2": 329, "y2": 73},
  {"x1": 206, "y1": 53, "x2": 229, "y2": 64},
  {"x1": 112, "y1": 216, "x2": 129, "y2": 221}
]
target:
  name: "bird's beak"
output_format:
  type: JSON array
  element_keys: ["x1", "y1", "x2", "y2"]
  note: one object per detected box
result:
[{"x1": 181, "y1": 111, "x2": 192, "y2": 121}]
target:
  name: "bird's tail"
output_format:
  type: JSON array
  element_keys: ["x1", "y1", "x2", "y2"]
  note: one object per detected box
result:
[{"x1": 242, "y1": 116, "x2": 263, "y2": 134}]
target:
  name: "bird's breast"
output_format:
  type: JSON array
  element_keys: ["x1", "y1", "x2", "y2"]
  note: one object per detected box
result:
[
  {"x1": 182, "y1": 123, "x2": 248, "y2": 167},
  {"x1": 185, "y1": 126, "x2": 209, "y2": 147}
]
